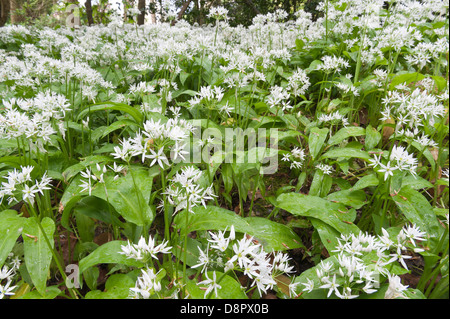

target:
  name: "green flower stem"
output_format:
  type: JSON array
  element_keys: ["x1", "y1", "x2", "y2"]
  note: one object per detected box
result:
[{"x1": 182, "y1": 201, "x2": 190, "y2": 298}]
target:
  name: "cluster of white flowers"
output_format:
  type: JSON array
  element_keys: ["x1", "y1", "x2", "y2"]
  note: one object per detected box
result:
[
  {"x1": 119, "y1": 236, "x2": 172, "y2": 299},
  {"x1": 78, "y1": 163, "x2": 125, "y2": 196},
  {"x1": 266, "y1": 85, "x2": 292, "y2": 113},
  {"x1": 188, "y1": 85, "x2": 225, "y2": 108},
  {"x1": 396, "y1": 128, "x2": 438, "y2": 148},
  {"x1": 282, "y1": 146, "x2": 306, "y2": 169},
  {"x1": 193, "y1": 226, "x2": 295, "y2": 297},
  {"x1": 120, "y1": 235, "x2": 172, "y2": 263},
  {"x1": 315, "y1": 163, "x2": 334, "y2": 175},
  {"x1": 286, "y1": 68, "x2": 310, "y2": 97},
  {"x1": 369, "y1": 145, "x2": 419, "y2": 180},
  {"x1": 163, "y1": 166, "x2": 217, "y2": 214},
  {"x1": 129, "y1": 268, "x2": 164, "y2": 299},
  {"x1": 111, "y1": 118, "x2": 194, "y2": 167},
  {"x1": 381, "y1": 88, "x2": 446, "y2": 128},
  {"x1": 0, "y1": 92, "x2": 70, "y2": 142},
  {"x1": 207, "y1": 6, "x2": 229, "y2": 21},
  {"x1": 0, "y1": 253, "x2": 21, "y2": 299},
  {"x1": 296, "y1": 224, "x2": 426, "y2": 299},
  {"x1": 128, "y1": 82, "x2": 156, "y2": 96},
  {"x1": 318, "y1": 111, "x2": 350, "y2": 127},
  {"x1": 0, "y1": 166, "x2": 52, "y2": 205},
  {"x1": 316, "y1": 55, "x2": 350, "y2": 74}
]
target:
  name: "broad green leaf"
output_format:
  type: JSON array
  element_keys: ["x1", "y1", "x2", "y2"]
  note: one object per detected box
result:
[
  {"x1": 365, "y1": 124, "x2": 381, "y2": 150},
  {"x1": 309, "y1": 127, "x2": 329, "y2": 160},
  {"x1": 90, "y1": 119, "x2": 137, "y2": 142},
  {"x1": 173, "y1": 237, "x2": 203, "y2": 267},
  {"x1": 23, "y1": 217, "x2": 55, "y2": 295},
  {"x1": 61, "y1": 166, "x2": 156, "y2": 228},
  {"x1": 389, "y1": 72, "x2": 425, "y2": 90},
  {"x1": 392, "y1": 186, "x2": 442, "y2": 249},
  {"x1": 309, "y1": 218, "x2": 341, "y2": 253},
  {"x1": 19, "y1": 286, "x2": 61, "y2": 299},
  {"x1": 328, "y1": 126, "x2": 365, "y2": 146},
  {"x1": 0, "y1": 210, "x2": 25, "y2": 268},
  {"x1": 321, "y1": 147, "x2": 371, "y2": 161},
  {"x1": 351, "y1": 173, "x2": 379, "y2": 191},
  {"x1": 402, "y1": 175, "x2": 433, "y2": 190},
  {"x1": 431, "y1": 75, "x2": 447, "y2": 92},
  {"x1": 90, "y1": 170, "x2": 154, "y2": 226},
  {"x1": 309, "y1": 170, "x2": 332, "y2": 197},
  {"x1": 327, "y1": 189, "x2": 367, "y2": 209},
  {"x1": 411, "y1": 141, "x2": 435, "y2": 171},
  {"x1": 78, "y1": 240, "x2": 144, "y2": 276},
  {"x1": 277, "y1": 193, "x2": 360, "y2": 235},
  {"x1": 173, "y1": 206, "x2": 304, "y2": 252},
  {"x1": 85, "y1": 273, "x2": 136, "y2": 299},
  {"x1": 77, "y1": 102, "x2": 144, "y2": 124},
  {"x1": 295, "y1": 38, "x2": 305, "y2": 51}
]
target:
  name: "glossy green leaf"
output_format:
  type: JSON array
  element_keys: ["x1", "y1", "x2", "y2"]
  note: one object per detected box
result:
[
  {"x1": 321, "y1": 147, "x2": 371, "y2": 161},
  {"x1": 309, "y1": 127, "x2": 329, "y2": 160},
  {"x1": 328, "y1": 126, "x2": 365, "y2": 146},
  {"x1": 351, "y1": 173, "x2": 379, "y2": 191},
  {"x1": 392, "y1": 186, "x2": 442, "y2": 249},
  {"x1": 277, "y1": 193, "x2": 360, "y2": 235},
  {"x1": 0, "y1": 210, "x2": 25, "y2": 268},
  {"x1": 19, "y1": 286, "x2": 62, "y2": 299},
  {"x1": 78, "y1": 240, "x2": 144, "y2": 276},
  {"x1": 23, "y1": 217, "x2": 55, "y2": 295},
  {"x1": 365, "y1": 124, "x2": 381, "y2": 150},
  {"x1": 77, "y1": 102, "x2": 144, "y2": 124}
]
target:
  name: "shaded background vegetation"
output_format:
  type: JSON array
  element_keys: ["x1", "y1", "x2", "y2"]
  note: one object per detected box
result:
[{"x1": 0, "y1": 0, "x2": 322, "y2": 27}]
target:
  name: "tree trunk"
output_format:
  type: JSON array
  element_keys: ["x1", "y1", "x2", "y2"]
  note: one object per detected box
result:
[
  {"x1": 149, "y1": 0, "x2": 156, "y2": 23},
  {"x1": 171, "y1": 0, "x2": 192, "y2": 25},
  {"x1": 137, "y1": 0, "x2": 145, "y2": 25},
  {"x1": 10, "y1": 0, "x2": 25, "y2": 24},
  {"x1": 244, "y1": 0, "x2": 260, "y2": 15},
  {"x1": 0, "y1": 0, "x2": 10, "y2": 27},
  {"x1": 85, "y1": 0, "x2": 94, "y2": 25}
]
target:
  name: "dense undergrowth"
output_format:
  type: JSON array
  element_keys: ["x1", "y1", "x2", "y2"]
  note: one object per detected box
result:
[{"x1": 0, "y1": 0, "x2": 449, "y2": 300}]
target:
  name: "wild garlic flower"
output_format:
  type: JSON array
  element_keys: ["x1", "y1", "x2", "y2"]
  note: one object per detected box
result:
[
  {"x1": 282, "y1": 146, "x2": 306, "y2": 170},
  {"x1": 129, "y1": 268, "x2": 163, "y2": 299},
  {"x1": 188, "y1": 85, "x2": 225, "y2": 111},
  {"x1": 0, "y1": 166, "x2": 52, "y2": 206},
  {"x1": 266, "y1": 85, "x2": 290, "y2": 112},
  {"x1": 208, "y1": 6, "x2": 229, "y2": 21},
  {"x1": 163, "y1": 166, "x2": 217, "y2": 214},
  {"x1": 0, "y1": 93, "x2": 69, "y2": 142},
  {"x1": 317, "y1": 111, "x2": 349, "y2": 127},
  {"x1": 384, "y1": 274, "x2": 409, "y2": 299},
  {"x1": 0, "y1": 255, "x2": 20, "y2": 299},
  {"x1": 298, "y1": 224, "x2": 427, "y2": 299},
  {"x1": 78, "y1": 164, "x2": 113, "y2": 196},
  {"x1": 316, "y1": 55, "x2": 350, "y2": 74},
  {"x1": 193, "y1": 226, "x2": 294, "y2": 297},
  {"x1": 381, "y1": 88, "x2": 445, "y2": 128},
  {"x1": 198, "y1": 271, "x2": 222, "y2": 298},
  {"x1": 286, "y1": 68, "x2": 310, "y2": 97},
  {"x1": 111, "y1": 118, "x2": 194, "y2": 168},
  {"x1": 120, "y1": 236, "x2": 172, "y2": 263},
  {"x1": 0, "y1": 279, "x2": 16, "y2": 299},
  {"x1": 315, "y1": 163, "x2": 334, "y2": 175},
  {"x1": 369, "y1": 145, "x2": 418, "y2": 180}
]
